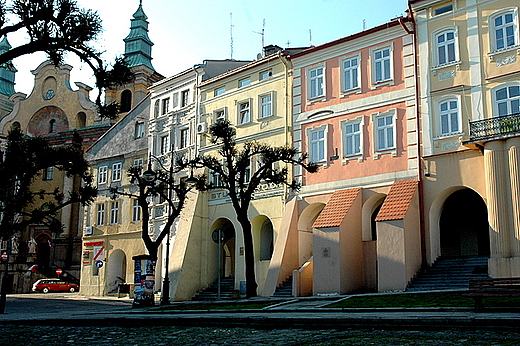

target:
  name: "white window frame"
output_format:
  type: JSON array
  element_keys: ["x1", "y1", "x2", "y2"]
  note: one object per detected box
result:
[
  {"x1": 43, "y1": 166, "x2": 54, "y2": 180},
  {"x1": 340, "y1": 54, "x2": 361, "y2": 94},
  {"x1": 258, "y1": 92, "x2": 274, "y2": 119},
  {"x1": 214, "y1": 86, "x2": 226, "y2": 97},
  {"x1": 370, "y1": 44, "x2": 394, "y2": 87},
  {"x1": 178, "y1": 127, "x2": 189, "y2": 149},
  {"x1": 96, "y1": 203, "x2": 105, "y2": 226},
  {"x1": 340, "y1": 116, "x2": 364, "y2": 161},
  {"x1": 98, "y1": 166, "x2": 108, "y2": 185},
  {"x1": 132, "y1": 199, "x2": 141, "y2": 222},
  {"x1": 237, "y1": 99, "x2": 252, "y2": 125},
  {"x1": 159, "y1": 135, "x2": 169, "y2": 155},
  {"x1": 306, "y1": 124, "x2": 328, "y2": 166},
  {"x1": 112, "y1": 162, "x2": 122, "y2": 182},
  {"x1": 110, "y1": 200, "x2": 119, "y2": 225},
  {"x1": 259, "y1": 69, "x2": 272, "y2": 80},
  {"x1": 239, "y1": 78, "x2": 251, "y2": 88},
  {"x1": 306, "y1": 64, "x2": 325, "y2": 101},
  {"x1": 135, "y1": 122, "x2": 145, "y2": 139},
  {"x1": 214, "y1": 108, "x2": 227, "y2": 122},
  {"x1": 161, "y1": 98, "x2": 169, "y2": 115},
  {"x1": 432, "y1": 27, "x2": 460, "y2": 69},
  {"x1": 489, "y1": 8, "x2": 519, "y2": 54},
  {"x1": 492, "y1": 82, "x2": 520, "y2": 117},
  {"x1": 372, "y1": 109, "x2": 397, "y2": 158},
  {"x1": 171, "y1": 93, "x2": 179, "y2": 109},
  {"x1": 435, "y1": 96, "x2": 462, "y2": 137},
  {"x1": 134, "y1": 158, "x2": 144, "y2": 169},
  {"x1": 181, "y1": 90, "x2": 190, "y2": 107}
]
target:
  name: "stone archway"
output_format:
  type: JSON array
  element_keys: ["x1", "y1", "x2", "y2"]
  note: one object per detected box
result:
[
  {"x1": 211, "y1": 218, "x2": 236, "y2": 278},
  {"x1": 439, "y1": 188, "x2": 490, "y2": 258},
  {"x1": 105, "y1": 249, "x2": 126, "y2": 295}
]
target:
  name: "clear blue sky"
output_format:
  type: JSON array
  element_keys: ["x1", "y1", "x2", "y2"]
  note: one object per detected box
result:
[{"x1": 11, "y1": 0, "x2": 408, "y2": 96}]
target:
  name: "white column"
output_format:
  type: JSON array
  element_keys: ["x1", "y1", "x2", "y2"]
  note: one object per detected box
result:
[{"x1": 507, "y1": 138, "x2": 520, "y2": 256}]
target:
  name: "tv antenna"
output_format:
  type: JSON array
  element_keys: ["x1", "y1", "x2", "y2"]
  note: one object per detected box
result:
[
  {"x1": 253, "y1": 19, "x2": 266, "y2": 55},
  {"x1": 309, "y1": 29, "x2": 313, "y2": 46},
  {"x1": 362, "y1": 19, "x2": 367, "y2": 31},
  {"x1": 230, "y1": 13, "x2": 234, "y2": 59}
]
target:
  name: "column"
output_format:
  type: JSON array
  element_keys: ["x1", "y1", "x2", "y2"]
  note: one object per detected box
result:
[{"x1": 507, "y1": 138, "x2": 520, "y2": 275}]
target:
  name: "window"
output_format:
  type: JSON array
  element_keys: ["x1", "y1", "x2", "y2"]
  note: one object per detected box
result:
[
  {"x1": 342, "y1": 56, "x2": 360, "y2": 91},
  {"x1": 112, "y1": 163, "x2": 122, "y2": 182},
  {"x1": 439, "y1": 99, "x2": 460, "y2": 135},
  {"x1": 154, "y1": 100, "x2": 160, "y2": 117},
  {"x1": 373, "y1": 47, "x2": 392, "y2": 83},
  {"x1": 374, "y1": 112, "x2": 395, "y2": 151},
  {"x1": 435, "y1": 4, "x2": 453, "y2": 16},
  {"x1": 161, "y1": 98, "x2": 169, "y2": 115},
  {"x1": 342, "y1": 120, "x2": 362, "y2": 157},
  {"x1": 121, "y1": 90, "x2": 132, "y2": 112},
  {"x1": 496, "y1": 85, "x2": 520, "y2": 116},
  {"x1": 492, "y1": 11, "x2": 517, "y2": 51},
  {"x1": 43, "y1": 166, "x2": 54, "y2": 181},
  {"x1": 132, "y1": 199, "x2": 141, "y2": 222},
  {"x1": 172, "y1": 93, "x2": 179, "y2": 108},
  {"x1": 49, "y1": 119, "x2": 56, "y2": 133},
  {"x1": 135, "y1": 122, "x2": 145, "y2": 139},
  {"x1": 214, "y1": 87, "x2": 226, "y2": 97},
  {"x1": 211, "y1": 170, "x2": 222, "y2": 188},
  {"x1": 238, "y1": 100, "x2": 251, "y2": 124},
  {"x1": 239, "y1": 78, "x2": 251, "y2": 88},
  {"x1": 96, "y1": 204, "x2": 105, "y2": 226},
  {"x1": 436, "y1": 30, "x2": 457, "y2": 65},
  {"x1": 260, "y1": 70, "x2": 272, "y2": 80},
  {"x1": 308, "y1": 66, "x2": 324, "y2": 99},
  {"x1": 214, "y1": 109, "x2": 226, "y2": 122},
  {"x1": 181, "y1": 90, "x2": 190, "y2": 107},
  {"x1": 134, "y1": 158, "x2": 144, "y2": 169},
  {"x1": 160, "y1": 135, "x2": 169, "y2": 154},
  {"x1": 110, "y1": 201, "x2": 119, "y2": 224},
  {"x1": 259, "y1": 93, "x2": 272, "y2": 118},
  {"x1": 308, "y1": 126, "x2": 327, "y2": 163},
  {"x1": 179, "y1": 128, "x2": 189, "y2": 149},
  {"x1": 98, "y1": 166, "x2": 108, "y2": 184}
]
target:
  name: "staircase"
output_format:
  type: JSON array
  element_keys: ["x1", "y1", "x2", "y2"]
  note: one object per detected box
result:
[
  {"x1": 407, "y1": 256, "x2": 489, "y2": 292},
  {"x1": 192, "y1": 277, "x2": 238, "y2": 301},
  {"x1": 272, "y1": 275, "x2": 293, "y2": 297}
]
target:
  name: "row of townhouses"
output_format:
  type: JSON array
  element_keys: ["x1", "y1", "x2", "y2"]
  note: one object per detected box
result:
[{"x1": 1, "y1": 0, "x2": 519, "y2": 300}]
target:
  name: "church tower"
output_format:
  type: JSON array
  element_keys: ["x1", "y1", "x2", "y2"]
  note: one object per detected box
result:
[
  {"x1": 0, "y1": 36, "x2": 16, "y2": 117},
  {"x1": 105, "y1": 0, "x2": 163, "y2": 114}
]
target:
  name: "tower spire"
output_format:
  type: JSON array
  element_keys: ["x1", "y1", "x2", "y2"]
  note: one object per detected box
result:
[{"x1": 123, "y1": 1, "x2": 155, "y2": 70}]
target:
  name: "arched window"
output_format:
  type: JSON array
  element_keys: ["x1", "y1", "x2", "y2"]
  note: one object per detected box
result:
[
  {"x1": 49, "y1": 119, "x2": 56, "y2": 133},
  {"x1": 259, "y1": 219, "x2": 274, "y2": 261},
  {"x1": 76, "y1": 112, "x2": 86, "y2": 128},
  {"x1": 121, "y1": 90, "x2": 132, "y2": 112},
  {"x1": 493, "y1": 83, "x2": 520, "y2": 117},
  {"x1": 490, "y1": 9, "x2": 518, "y2": 52}
]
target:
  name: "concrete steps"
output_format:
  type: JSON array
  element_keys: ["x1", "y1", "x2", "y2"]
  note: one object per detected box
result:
[
  {"x1": 192, "y1": 277, "x2": 238, "y2": 301},
  {"x1": 272, "y1": 275, "x2": 293, "y2": 297},
  {"x1": 406, "y1": 256, "x2": 489, "y2": 292}
]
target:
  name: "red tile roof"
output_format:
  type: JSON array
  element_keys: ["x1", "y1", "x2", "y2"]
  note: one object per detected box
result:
[
  {"x1": 313, "y1": 188, "x2": 361, "y2": 228},
  {"x1": 375, "y1": 179, "x2": 418, "y2": 222}
]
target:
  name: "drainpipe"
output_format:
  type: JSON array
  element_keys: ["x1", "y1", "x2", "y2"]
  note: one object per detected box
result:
[
  {"x1": 400, "y1": 8, "x2": 428, "y2": 267},
  {"x1": 279, "y1": 51, "x2": 291, "y2": 202}
]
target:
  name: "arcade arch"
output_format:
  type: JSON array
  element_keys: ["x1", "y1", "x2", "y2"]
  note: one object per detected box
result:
[
  {"x1": 297, "y1": 203, "x2": 325, "y2": 266},
  {"x1": 106, "y1": 249, "x2": 127, "y2": 295},
  {"x1": 210, "y1": 218, "x2": 236, "y2": 278}
]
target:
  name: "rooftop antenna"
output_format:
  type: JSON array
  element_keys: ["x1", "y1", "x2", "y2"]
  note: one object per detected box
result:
[
  {"x1": 253, "y1": 19, "x2": 265, "y2": 55},
  {"x1": 309, "y1": 29, "x2": 313, "y2": 46},
  {"x1": 230, "y1": 13, "x2": 234, "y2": 59},
  {"x1": 362, "y1": 19, "x2": 367, "y2": 31}
]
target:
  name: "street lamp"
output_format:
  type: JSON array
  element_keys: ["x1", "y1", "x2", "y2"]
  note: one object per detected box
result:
[{"x1": 142, "y1": 162, "x2": 156, "y2": 185}]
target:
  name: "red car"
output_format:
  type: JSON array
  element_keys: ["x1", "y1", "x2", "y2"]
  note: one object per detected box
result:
[{"x1": 32, "y1": 279, "x2": 79, "y2": 293}]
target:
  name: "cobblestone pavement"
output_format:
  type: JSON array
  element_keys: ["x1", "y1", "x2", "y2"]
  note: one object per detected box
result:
[{"x1": 1, "y1": 325, "x2": 520, "y2": 345}]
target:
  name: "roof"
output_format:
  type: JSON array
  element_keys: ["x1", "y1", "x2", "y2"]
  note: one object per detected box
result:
[
  {"x1": 375, "y1": 179, "x2": 418, "y2": 222},
  {"x1": 313, "y1": 188, "x2": 361, "y2": 228}
]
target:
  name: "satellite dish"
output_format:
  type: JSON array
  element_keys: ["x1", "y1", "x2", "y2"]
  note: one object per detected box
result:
[{"x1": 257, "y1": 53, "x2": 263, "y2": 60}]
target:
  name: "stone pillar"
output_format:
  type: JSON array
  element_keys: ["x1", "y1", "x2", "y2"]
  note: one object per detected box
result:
[{"x1": 507, "y1": 138, "x2": 520, "y2": 275}]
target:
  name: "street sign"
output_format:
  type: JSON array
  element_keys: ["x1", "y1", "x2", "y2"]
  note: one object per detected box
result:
[
  {"x1": 55, "y1": 268, "x2": 63, "y2": 275},
  {"x1": 95, "y1": 260, "x2": 103, "y2": 268}
]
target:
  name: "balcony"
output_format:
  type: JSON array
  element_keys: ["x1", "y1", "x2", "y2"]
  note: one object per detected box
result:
[{"x1": 466, "y1": 112, "x2": 520, "y2": 144}]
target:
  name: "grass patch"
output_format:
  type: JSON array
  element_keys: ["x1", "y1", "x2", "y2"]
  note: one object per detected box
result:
[
  {"x1": 323, "y1": 292, "x2": 520, "y2": 308},
  {"x1": 154, "y1": 301, "x2": 275, "y2": 311}
]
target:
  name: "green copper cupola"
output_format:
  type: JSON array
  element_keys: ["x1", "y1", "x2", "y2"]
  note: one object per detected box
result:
[
  {"x1": 123, "y1": 1, "x2": 155, "y2": 70},
  {"x1": 0, "y1": 36, "x2": 16, "y2": 96}
]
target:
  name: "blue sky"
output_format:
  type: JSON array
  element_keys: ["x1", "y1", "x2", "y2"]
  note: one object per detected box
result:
[{"x1": 11, "y1": 0, "x2": 408, "y2": 95}]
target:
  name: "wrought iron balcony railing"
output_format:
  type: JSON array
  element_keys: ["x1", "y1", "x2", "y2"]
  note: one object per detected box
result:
[{"x1": 468, "y1": 112, "x2": 520, "y2": 142}]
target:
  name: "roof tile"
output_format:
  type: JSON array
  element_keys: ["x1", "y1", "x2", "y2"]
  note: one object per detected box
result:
[
  {"x1": 313, "y1": 188, "x2": 361, "y2": 228},
  {"x1": 375, "y1": 179, "x2": 418, "y2": 222}
]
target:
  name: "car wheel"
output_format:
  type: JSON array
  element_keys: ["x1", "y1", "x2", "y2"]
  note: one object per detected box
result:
[
  {"x1": 69, "y1": 287, "x2": 76, "y2": 293},
  {"x1": 42, "y1": 287, "x2": 50, "y2": 294}
]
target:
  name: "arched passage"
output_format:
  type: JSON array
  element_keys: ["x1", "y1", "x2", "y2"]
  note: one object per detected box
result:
[
  {"x1": 440, "y1": 188, "x2": 490, "y2": 258},
  {"x1": 210, "y1": 218, "x2": 236, "y2": 278},
  {"x1": 105, "y1": 249, "x2": 126, "y2": 295},
  {"x1": 298, "y1": 203, "x2": 325, "y2": 266},
  {"x1": 252, "y1": 215, "x2": 274, "y2": 261},
  {"x1": 361, "y1": 194, "x2": 386, "y2": 292}
]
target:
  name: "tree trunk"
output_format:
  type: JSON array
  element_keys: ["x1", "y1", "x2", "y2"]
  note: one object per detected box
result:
[{"x1": 237, "y1": 215, "x2": 257, "y2": 298}]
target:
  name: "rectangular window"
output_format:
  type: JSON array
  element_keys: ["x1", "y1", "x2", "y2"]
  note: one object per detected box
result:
[
  {"x1": 308, "y1": 67, "x2": 324, "y2": 99},
  {"x1": 437, "y1": 31, "x2": 456, "y2": 65},
  {"x1": 96, "y1": 203, "x2": 105, "y2": 226},
  {"x1": 375, "y1": 114, "x2": 395, "y2": 151},
  {"x1": 215, "y1": 109, "x2": 225, "y2": 121},
  {"x1": 238, "y1": 100, "x2": 251, "y2": 124},
  {"x1": 496, "y1": 85, "x2": 520, "y2": 116},
  {"x1": 211, "y1": 170, "x2": 222, "y2": 188},
  {"x1": 43, "y1": 166, "x2": 54, "y2": 181},
  {"x1": 134, "y1": 158, "x2": 144, "y2": 169},
  {"x1": 112, "y1": 163, "x2": 122, "y2": 182},
  {"x1": 435, "y1": 5, "x2": 453, "y2": 15},
  {"x1": 342, "y1": 57, "x2": 359, "y2": 91},
  {"x1": 161, "y1": 98, "x2": 169, "y2": 115},
  {"x1": 259, "y1": 94, "x2": 272, "y2": 118},
  {"x1": 494, "y1": 13, "x2": 516, "y2": 50},
  {"x1": 135, "y1": 122, "x2": 145, "y2": 138},
  {"x1": 110, "y1": 201, "x2": 119, "y2": 224},
  {"x1": 214, "y1": 87, "x2": 226, "y2": 97},
  {"x1": 440, "y1": 99, "x2": 459, "y2": 135},
  {"x1": 132, "y1": 199, "x2": 141, "y2": 222},
  {"x1": 98, "y1": 166, "x2": 108, "y2": 184},
  {"x1": 239, "y1": 78, "x2": 251, "y2": 88},
  {"x1": 373, "y1": 47, "x2": 391, "y2": 83},
  {"x1": 160, "y1": 135, "x2": 169, "y2": 154},
  {"x1": 172, "y1": 93, "x2": 179, "y2": 108},
  {"x1": 181, "y1": 90, "x2": 190, "y2": 107},
  {"x1": 309, "y1": 128, "x2": 326, "y2": 162},
  {"x1": 179, "y1": 128, "x2": 189, "y2": 149},
  {"x1": 343, "y1": 122, "x2": 361, "y2": 156},
  {"x1": 260, "y1": 70, "x2": 272, "y2": 80}
]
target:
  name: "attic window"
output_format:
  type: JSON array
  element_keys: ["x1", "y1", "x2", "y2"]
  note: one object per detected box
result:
[{"x1": 435, "y1": 5, "x2": 453, "y2": 16}]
